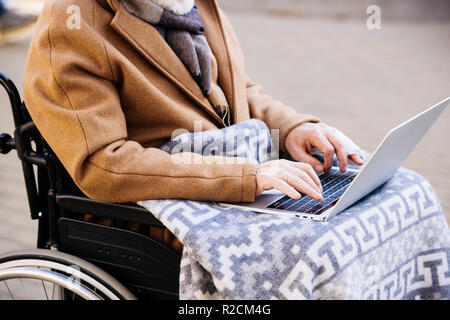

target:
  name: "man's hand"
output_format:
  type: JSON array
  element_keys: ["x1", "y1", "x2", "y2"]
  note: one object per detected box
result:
[
  {"x1": 285, "y1": 122, "x2": 364, "y2": 173},
  {"x1": 256, "y1": 159, "x2": 323, "y2": 201}
]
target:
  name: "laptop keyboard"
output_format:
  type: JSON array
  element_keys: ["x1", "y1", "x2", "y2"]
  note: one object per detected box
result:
[{"x1": 266, "y1": 168, "x2": 358, "y2": 215}]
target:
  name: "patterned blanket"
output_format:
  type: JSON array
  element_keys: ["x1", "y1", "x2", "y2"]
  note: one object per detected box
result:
[{"x1": 138, "y1": 120, "x2": 450, "y2": 300}]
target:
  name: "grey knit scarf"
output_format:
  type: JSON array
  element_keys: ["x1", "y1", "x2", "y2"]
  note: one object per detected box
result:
[{"x1": 120, "y1": 0, "x2": 212, "y2": 97}]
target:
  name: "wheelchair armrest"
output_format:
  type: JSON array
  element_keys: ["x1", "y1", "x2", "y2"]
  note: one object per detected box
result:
[{"x1": 56, "y1": 194, "x2": 165, "y2": 228}]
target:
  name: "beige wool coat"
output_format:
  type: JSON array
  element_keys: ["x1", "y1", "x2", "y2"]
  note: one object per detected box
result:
[{"x1": 23, "y1": 0, "x2": 319, "y2": 203}]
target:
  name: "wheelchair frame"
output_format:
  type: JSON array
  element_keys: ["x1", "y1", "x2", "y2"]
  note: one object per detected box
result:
[{"x1": 0, "y1": 73, "x2": 181, "y2": 300}]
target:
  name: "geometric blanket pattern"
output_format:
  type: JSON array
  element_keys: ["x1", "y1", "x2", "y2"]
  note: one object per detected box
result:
[{"x1": 138, "y1": 120, "x2": 450, "y2": 299}]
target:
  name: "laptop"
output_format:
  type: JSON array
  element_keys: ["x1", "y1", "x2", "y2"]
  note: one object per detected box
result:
[{"x1": 220, "y1": 97, "x2": 449, "y2": 222}]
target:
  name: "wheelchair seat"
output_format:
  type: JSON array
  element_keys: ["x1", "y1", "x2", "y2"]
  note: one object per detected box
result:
[{"x1": 0, "y1": 73, "x2": 181, "y2": 300}]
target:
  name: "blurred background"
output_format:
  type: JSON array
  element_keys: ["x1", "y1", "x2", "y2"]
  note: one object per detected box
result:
[{"x1": 0, "y1": 0, "x2": 449, "y2": 253}]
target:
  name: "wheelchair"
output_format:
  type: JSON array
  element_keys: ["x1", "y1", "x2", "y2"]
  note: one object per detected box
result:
[{"x1": 0, "y1": 73, "x2": 181, "y2": 300}]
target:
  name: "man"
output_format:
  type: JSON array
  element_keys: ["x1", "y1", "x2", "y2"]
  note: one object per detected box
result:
[
  {"x1": 23, "y1": 0, "x2": 363, "y2": 250},
  {"x1": 0, "y1": 1, "x2": 37, "y2": 44}
]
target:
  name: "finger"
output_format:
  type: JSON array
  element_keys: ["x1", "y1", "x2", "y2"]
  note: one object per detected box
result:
[
  {"x1": 312, "y1": 134, "x2": 335, "y2": 174},
  {"x1": 286, "y1": 174, "x2": 323, "y2": 202},
  {"x1": 286, "y1": 162, "x2": 322, "y2": 192},
  {"x1": 267, "y1": 176, "x2": 301, "y2": 200},
  {"x1": 349, "y1": 154, "x2": 364, "y2": 165},
  {"x1": 326, "y1": 128, "x2": 348, "y2": 172},
  {"x1": 287, "y1": 147, "x2": 324, "y2": 173},
  {"x1": 283, "y1": 165, "x2": 321, "y2": 194}
]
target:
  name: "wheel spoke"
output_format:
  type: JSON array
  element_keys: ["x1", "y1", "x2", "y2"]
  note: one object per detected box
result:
[
  {"x1": 4, "y1": 281, "x2": 14, "y2": 300},
  {"x1": 41, "y1": 280, "x2": 49, "y2": 300},
  {"x1": 20, "y1": 278, "x2": 26, "y2": 299},
  {"x1": 51, "y1": 283, "x2": 55, "y2": 300}
]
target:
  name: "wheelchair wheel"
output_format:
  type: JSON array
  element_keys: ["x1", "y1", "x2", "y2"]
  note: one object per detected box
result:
[{"x1": 0, "y1": 249, "x2": 136, "y2": 300}]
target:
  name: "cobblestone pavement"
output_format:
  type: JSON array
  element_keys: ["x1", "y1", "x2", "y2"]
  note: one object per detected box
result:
[{"x1": 0, "y1": 2, "x2": 448, "y2": 259}]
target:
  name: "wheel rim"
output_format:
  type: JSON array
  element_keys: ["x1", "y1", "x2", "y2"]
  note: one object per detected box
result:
[
  {"x1": 0, "y1": 259, "x2": 123, "y2": 300},
  {"x1": 0, "y1": 267, "x2": 101, "y2": 300}
]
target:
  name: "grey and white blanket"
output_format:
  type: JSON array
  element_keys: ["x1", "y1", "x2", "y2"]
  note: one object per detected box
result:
[{"x1": 138, "y1": 119, "x2": 450, "y2": 300}]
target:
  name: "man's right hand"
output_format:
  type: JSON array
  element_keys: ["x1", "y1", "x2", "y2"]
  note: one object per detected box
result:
[{"x1": 255, "y1": 159, "x2": 323, "y2": 201}]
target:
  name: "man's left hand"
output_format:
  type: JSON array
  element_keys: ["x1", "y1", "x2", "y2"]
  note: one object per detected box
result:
[{"x1": 285, "y1": 122, "x2": 364, "y2": 174}]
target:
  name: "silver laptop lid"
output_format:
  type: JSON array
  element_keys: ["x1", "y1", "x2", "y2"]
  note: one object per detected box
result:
[{"x1": 325, "y1": 97, "x2": 449, "y2": 221}]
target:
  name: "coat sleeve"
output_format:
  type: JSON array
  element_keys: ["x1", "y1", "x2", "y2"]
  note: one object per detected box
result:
[{"x1": 23, "y1": 0, "x2": 257, "y2": 203}]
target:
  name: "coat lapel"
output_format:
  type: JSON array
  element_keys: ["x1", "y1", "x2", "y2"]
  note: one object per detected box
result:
[
  {"x1": 196, "y1": 0, "x2": 236, "y2": 120},
  {"x1": 105, "y1": 0, "x2": 223, "y2": 124}
]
